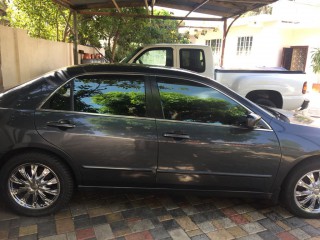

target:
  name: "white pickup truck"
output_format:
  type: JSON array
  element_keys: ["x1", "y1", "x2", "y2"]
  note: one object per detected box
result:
[{"x1": 121, "y1": 44, "x2": 309, "y2": 110}]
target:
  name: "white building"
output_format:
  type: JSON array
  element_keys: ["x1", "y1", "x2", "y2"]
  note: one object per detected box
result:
[{"x1": 187, "y1": 0, "x2": 320, "y2": 84}]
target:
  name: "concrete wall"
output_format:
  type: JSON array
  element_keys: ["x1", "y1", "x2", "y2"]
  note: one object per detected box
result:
[
  {"x1": 193, "y1": 18, "x2": 320, "y2": 84},
  {"x1": 0, "y1": 25, "x2": 104, "y2": 91}
]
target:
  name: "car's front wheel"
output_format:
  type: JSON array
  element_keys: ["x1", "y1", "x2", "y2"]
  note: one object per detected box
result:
[
  {"x1": 283, "y1": 161, "x2": 320, "y2": 218},
  {"x1": 0, "y1": 152, "x2": 74, "y2": 216}
]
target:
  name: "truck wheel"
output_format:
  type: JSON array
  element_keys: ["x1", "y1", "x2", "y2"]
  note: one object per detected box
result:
[
  {"x1": 254, "y1": 98, "x2": 276, "y2": 108},
  {"x1": 283, "y1": 161, "x2": 320, "y2": 218},
  {"x1": 0, "y1": 152, "x2": 74, "y2": 216}
]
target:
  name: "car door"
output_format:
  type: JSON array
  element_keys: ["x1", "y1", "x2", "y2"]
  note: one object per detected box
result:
[
  {"x1": 153, "y1": 76, "x2": 282, "y2": 193},
  {"x1": 35, "y1": 74, "x2": 158, "y2": 187}
]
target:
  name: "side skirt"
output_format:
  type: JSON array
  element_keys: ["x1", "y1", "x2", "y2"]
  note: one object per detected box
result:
[{"x1": 78, "y1": 185, "x2": 273, "y2": 199}]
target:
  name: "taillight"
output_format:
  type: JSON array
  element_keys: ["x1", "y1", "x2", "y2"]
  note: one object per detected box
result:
[{"x1": 302, "y1": 81, "x2": 307, "y2": 94}]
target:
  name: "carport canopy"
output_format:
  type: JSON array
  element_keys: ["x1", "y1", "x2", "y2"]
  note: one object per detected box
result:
[
  {"x1": 54, "y1": 0, "x2": 277, "y2": 19},
  {"x1": 52, "y1": 0, "x2": 278, "y2": 65}
]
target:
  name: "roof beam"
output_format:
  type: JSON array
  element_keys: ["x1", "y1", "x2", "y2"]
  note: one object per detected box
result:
[
  {"x1": 215, "y1": 0, "x2": 274, "y2": 3},
  {"x1": 69, "y1": 2, "x2": 145, "y2": 10},
  {"x1": 111, "y1": 0, "x2": 121, "y2": 13},
  {"x1": 155, "y1": 3, "x2": 237, "y2": 17},
  {"x1": 79, "y1": 10, "x2": 223, "y2": 21},
  {"x1": 178, "y1": 0, "x2": 209, "y2": 26},
  {"x1": 52, "y1": 0, "x2": 72, "y2": 9},
  {"x1": 51, "y1": 0, "x2": 278, "y2": 18}
]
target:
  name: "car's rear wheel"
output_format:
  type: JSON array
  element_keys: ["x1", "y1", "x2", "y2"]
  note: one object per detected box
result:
[
  {"x1": 283, "y1": 161, "x2": 320, "y2": 218},
  {"x1": 0, "y1": 152, "x2": 73, "y2": 216}
]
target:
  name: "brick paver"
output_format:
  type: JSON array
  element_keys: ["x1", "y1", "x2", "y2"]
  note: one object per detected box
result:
[{"x1": 0, "y1": 190, "x2": 319, "y2": 240}]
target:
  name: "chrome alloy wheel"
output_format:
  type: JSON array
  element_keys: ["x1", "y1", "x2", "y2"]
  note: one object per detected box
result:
[
  {"x1": 294, "y1": 170, "x2": 320, "y2": 213},
  {"x1": 8, "y1": 163, "x2": 60, "y2": 209}
]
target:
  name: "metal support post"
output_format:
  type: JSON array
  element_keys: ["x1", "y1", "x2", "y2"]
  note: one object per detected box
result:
[{"x1": 73, "y1": 10, "x2": 79, "y2": 65}]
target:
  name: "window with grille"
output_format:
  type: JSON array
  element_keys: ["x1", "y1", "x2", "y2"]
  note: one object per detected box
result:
[
  {"x1": 205, "y1": 39, "x2": 222, "y2": 55},
  {"x1": 237, "y1": 36, "x2": 253, "y2": 55}
]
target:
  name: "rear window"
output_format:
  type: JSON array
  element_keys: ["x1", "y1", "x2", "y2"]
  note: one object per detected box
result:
[
  {"x1": 0, "y1": 72, "x2": 65, "y2": 109},
  {"x1": 179, "y1": 49, "x2": 205, "y2": 73}
]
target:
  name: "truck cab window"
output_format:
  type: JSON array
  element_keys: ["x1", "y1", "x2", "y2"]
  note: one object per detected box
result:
[
  {"x1": 134, "y1": 48, "x2": 173, "y2": 67},
  {"x1": 179, "y1": 49, "x2": 205, "y2": 73}
]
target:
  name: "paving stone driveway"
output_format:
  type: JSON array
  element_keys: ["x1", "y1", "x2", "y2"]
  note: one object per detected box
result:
[{"x1": 1, "y1": 190, "x2": 320, "y2": 240}]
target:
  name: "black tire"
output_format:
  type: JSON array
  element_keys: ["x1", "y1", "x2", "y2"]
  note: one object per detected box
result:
[
  {"x1": 283, "y1": 161, "x2": 320, "y2": 218},
  {"x1": 254, "y1": 98, "x2": 277, "y2": 108},
  {"x1": 0, "y1": 152, "x2": 74, "y2": 216}
]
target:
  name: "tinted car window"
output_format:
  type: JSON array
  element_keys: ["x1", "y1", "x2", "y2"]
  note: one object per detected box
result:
[
  {"x1": 179, "y1": 49, "x2": 205, "y2": 73},
  {"x1": 157, "y1": 78, "x2": 249, "y2": 126},
  {"x1": 43, "y1": 75, "x2": 146, "y2": 117}
]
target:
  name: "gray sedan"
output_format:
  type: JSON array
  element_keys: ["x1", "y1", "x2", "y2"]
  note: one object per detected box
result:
[{"x1": 0, "y1": 64, "x2": 320, "y2": 218}]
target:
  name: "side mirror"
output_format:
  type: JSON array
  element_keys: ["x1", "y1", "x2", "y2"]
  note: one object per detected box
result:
[{"x1": 246, "y1": 113, "x2": 262, "y2": 128}]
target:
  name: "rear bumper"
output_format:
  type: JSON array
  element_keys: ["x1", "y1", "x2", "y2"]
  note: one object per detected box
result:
[{"x1": 300, "y1": 99, "x2": 310, "y2": 110}]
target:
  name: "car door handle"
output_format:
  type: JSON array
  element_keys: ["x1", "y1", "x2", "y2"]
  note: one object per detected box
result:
[
  {"x1": 47, "y1": 120, "x2": 75, "y2": 129},
  {"x1": 163, "y1": 133, "x2": 190, "y2": 139}
]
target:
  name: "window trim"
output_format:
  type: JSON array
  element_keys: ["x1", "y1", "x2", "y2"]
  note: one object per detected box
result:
[{"x1": 36, "y1": 108, "x2": 158, "y2": 121}]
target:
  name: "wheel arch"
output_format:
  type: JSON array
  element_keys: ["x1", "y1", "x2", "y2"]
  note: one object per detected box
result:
[
  {"x1": 0, "y1": 145, "x2": 81, "y2": 185},
  {"x1": 246, "y1": 90, "x2": 283, "y2": 108},
  {"x1": 275, "y1": 155, "x2": 320, "y2": 201},
  {"x1": 276, "y1": 155, "x2": 320, "y2": 218}
]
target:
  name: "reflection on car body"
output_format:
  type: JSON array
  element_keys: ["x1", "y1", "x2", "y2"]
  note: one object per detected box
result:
[{"x1": 0, "y1": 64, "x2": 320, "y2": 218}]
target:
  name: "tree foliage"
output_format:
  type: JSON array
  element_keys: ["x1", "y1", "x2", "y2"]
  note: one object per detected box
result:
[
  {"x1": 6, "y1": 0, "x2": 72, "y2": 41},
  {"x1": 0, "y1": 0, "x2": 9, "y2": 25},
  {"x1": 92, "y1": 91, "x2": 146, "y2": 116},
  {"x1": 91, "y1": 90, "x2": 246, "y2": 125},
  {"x1": 311, "y1": 48, "x2": 320, "y2": 74},
  {"x1": 4, "y1": 0, "x2": 189, "y2": 62},
  {"x1": 78, "y1": 8, "x2": 190, "y2": 62}
]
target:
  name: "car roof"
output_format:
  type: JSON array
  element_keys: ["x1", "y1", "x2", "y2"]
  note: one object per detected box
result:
[
  {"x1": 0, "y1": 63, "x2": 212, "y2": 110},
  {"x1": 0, "y1": 63, "x2": 271, "y2": 122},
  {"x1": 63, "y1": 63, "x2": 210, "y2": 81},
  {"x1": 139, "y1": 44, "x2": 209, "y2": 48}
]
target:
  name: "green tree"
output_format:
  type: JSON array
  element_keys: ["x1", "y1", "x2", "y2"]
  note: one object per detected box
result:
[
  {"x1": 92, "y1": 91, "x2": 146, "y2": 116},
  {"x1": 6, "y1": 0, "x2": 72, "y2": 41},
  {"x1": 311, "y1": 48, "x2": 320, "y2": 74},
  {"x1": 5, "y1": 1, "x2": 189, "y2": 60},
  {"x1": 78, "y1": 8, "x2": 190, "y2": 62},
  {"x1": 91, "y1": 90, "x2": 246, "y2": 125},
  {"x1": 0, "y1": 0, "x2": 9, "y2": 25},
  {"x1": 78, "y1": 8, "x2": 149, "y2": 62}
]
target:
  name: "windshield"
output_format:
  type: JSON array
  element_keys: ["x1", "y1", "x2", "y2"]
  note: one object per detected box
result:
[{"x1": 120, "y1": 47, "x2": 143, "y2": 63}]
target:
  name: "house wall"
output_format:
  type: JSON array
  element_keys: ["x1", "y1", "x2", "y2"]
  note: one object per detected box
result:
[
  {"x1": 193, "y1": 19, "x2": 320, "y2": 83},
  {"x1": 0, "y1": 25, "x2": 104, "y2": 91},
  {"x1": 280, "y1": 28, "x2": 320, "y2": 83}
]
